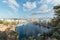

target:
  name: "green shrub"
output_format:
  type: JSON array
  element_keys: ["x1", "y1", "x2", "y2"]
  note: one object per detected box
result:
[
  {"x1": 51, "y1": 32, "x2": 60, "y2": 39},
  {"x1": 10, "y1": 22, "x2": 17, "y2": 25},
  {"x1": 0, "y1": 20, "x2": 3, "y2": 24},
  {"x1": 3, "y1": 21, "x2": 9, "y2": 26}
]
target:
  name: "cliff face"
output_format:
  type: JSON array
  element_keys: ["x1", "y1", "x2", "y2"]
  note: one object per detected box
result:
[{"x1": 0, "y1": 24, "x2": 16, "y2": 31}]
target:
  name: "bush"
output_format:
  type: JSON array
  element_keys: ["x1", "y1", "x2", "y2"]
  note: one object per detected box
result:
[
  {"x1": 51, "y1": 32, "x2": 60, "y2": 39},
  {"x1": 3, "y1": 21, "x2": 9, "y2": 26},
  {"x1": 10, "y1": 22, "x2": 17, "y2": 25},
  {"x1": 0, "y1": 31, "x2": 7, "y2": 40},
  {"x1": 0, "y1": 20, "x2": 3, "y2": 24},
  {"x1": 6, "y1": 30, "x2": 19, "y2": 40}
]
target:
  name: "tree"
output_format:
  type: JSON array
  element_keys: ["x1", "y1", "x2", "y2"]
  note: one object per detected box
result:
[
  {"x1": 51, "y1": 32, "x2": 60, "y2": 39},
  {"x1": 6, "y1": 30, "x2": 19, "y2": 40},
  {"x1": 49, "y1": 5, "x2": 60, "y2": 40},
  {"x1": 0, "y1": 31, "x2": 7, "y2": 40},
  {"x1": 21, "y1": 37, "x2": 26, "y2": 40},
  {"x1": 28, "y1": 36, "x2": 34, "y2": 40},
  {"x1": 52, "y1": 5, "x2": 60, "y2": 27}
]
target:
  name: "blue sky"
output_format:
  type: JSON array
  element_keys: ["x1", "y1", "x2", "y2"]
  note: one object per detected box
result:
[{"x1": 0, "y1": 0, "x2": 60, "y2": 19}]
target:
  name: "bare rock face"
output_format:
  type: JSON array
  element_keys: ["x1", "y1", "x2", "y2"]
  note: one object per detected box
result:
[{"x1": 0, "y1": 24, "x2": 16, "y2": 32}]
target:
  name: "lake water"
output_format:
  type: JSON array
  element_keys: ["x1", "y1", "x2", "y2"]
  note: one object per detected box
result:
[{"x1": 16, "y1": 23, "x2": 52, "y2": 40}]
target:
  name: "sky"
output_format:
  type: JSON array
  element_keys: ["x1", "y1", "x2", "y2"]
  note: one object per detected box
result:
[{"x1": 0, "y1": 0, "x2": 60, "y2": 19}]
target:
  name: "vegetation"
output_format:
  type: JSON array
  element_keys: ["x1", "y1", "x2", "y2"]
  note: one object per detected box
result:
[
  {"x1": 0, "y1": 30, "x2": 19, "y2": 40},
  {"x1": 0, "y1": 5, "x2": 60, "y2": 40},
  {"x1": 3, "y1": 21, "x2": 9, "y2": 26},
  {"x1": 0, "y1": 20, "x2": 4, "y2": 24},
  {"x1": 0, "y1": 31, "x2": 7, "y2": 40},
  {"x1": 0, "y1": 20, "x2": 19, "y2": 40},
  {"x1": 38, "y1": 5, "x2": 60, "y2": 40},
  {"x1": 41, "y1": 5, "x2": 60, "y2": 40},
  {"x1": 51, "y1": 5, "x2": 60, "y2": 28},
  {"x1": 0, "y1": 20, "x2": 18, "y2": 26},
  {"x1": 23, "y1": 5, "x2": 60, "y2": 40}
]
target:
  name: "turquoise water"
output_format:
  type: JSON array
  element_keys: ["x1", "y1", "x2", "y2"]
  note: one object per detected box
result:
[{"x1": 16, "y1": 23, "x2": 51, "y2": 40}]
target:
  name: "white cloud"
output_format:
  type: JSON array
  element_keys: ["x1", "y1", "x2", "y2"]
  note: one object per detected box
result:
[
  {"x1": 31, "y1": 0, "x2": 60, "y2": 15},
  {"x1": 33, "y1": 4, "x2": 53, "y2": 15},
  {"x1": 53, "y1": 0, "x2": 60, "y2": 6},
  {"x1": 38, "y1": 0, "x2": 60, "y2": 5},
  {"x1": 2, "y1": 0, "x2": 7, "y2": 3},
  {"x1": 46, "y1": 0, "x2": 52, "y2": 3},
  {"x1": 46, "y1": 0, "x2": 60, "y2": 5},
  {"x1": 46, "y1": 0, "x2": 52, "y2": 2},
  {"x1": 2, "y1": 0, "x2": 20, "y2": 11},
  {"x1": 23, "y1": 1, "x2": 36, "y2": 10},
  {"x1": 39, "y1": 4, "x2": 48, "y2": 12}
]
